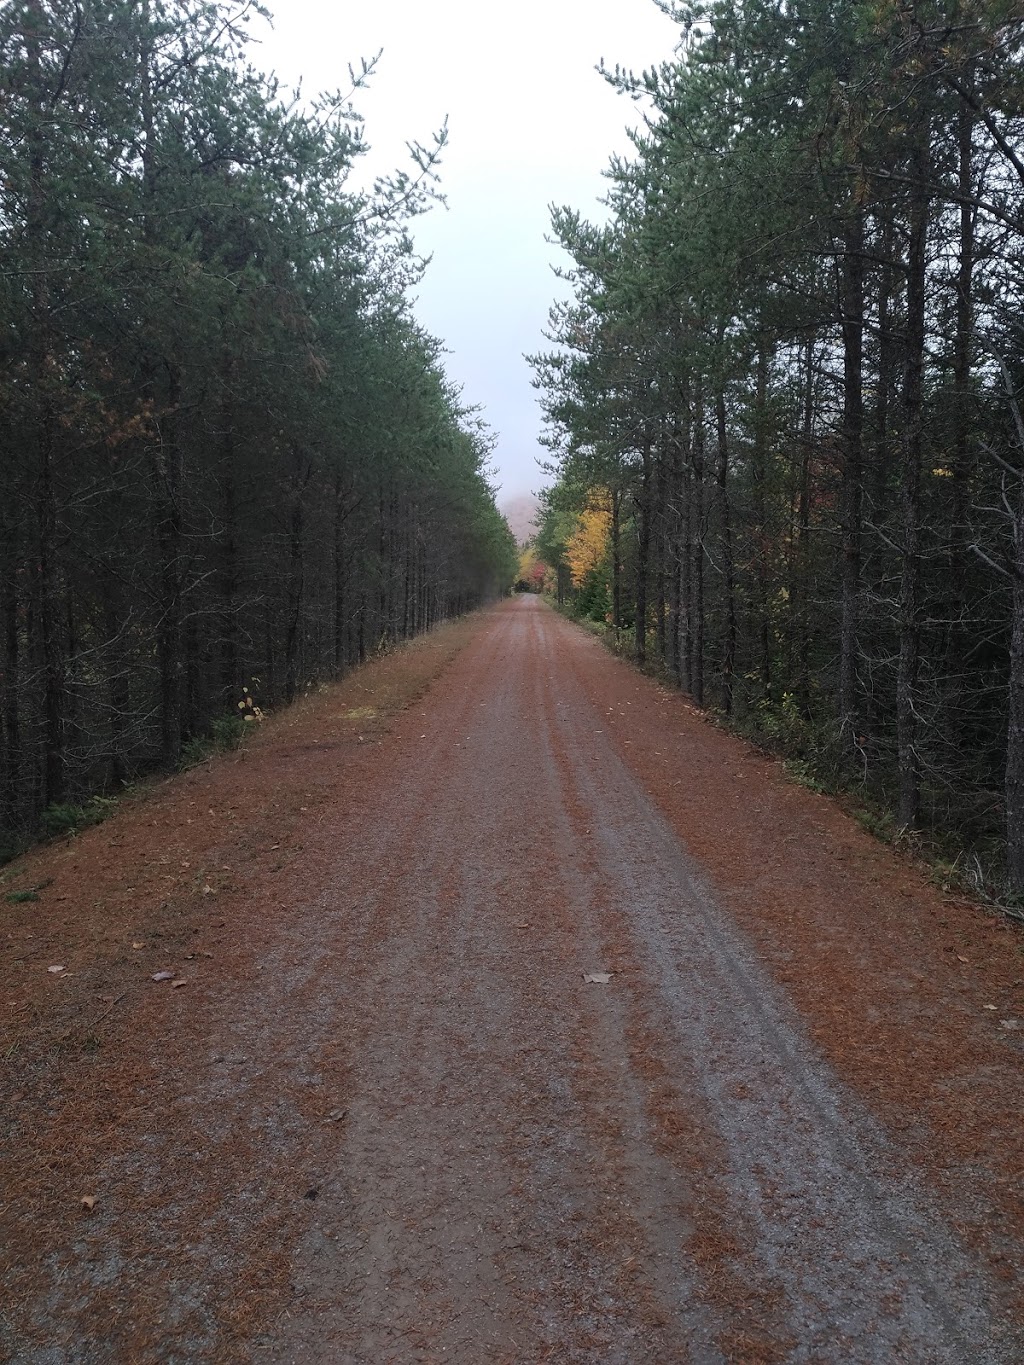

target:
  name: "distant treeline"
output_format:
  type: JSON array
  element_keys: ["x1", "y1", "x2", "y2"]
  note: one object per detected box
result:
[
  {"x1": 0, "y1": 1, "x2": 516, "y2": 857},
  {"x1": 532, "y1": 1, "x2": 1024, "y2": 891}
]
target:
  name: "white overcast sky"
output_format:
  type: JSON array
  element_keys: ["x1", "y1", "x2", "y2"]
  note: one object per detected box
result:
[{"x1": 256, "y1": 0, "x2": 681, "y2": 502}]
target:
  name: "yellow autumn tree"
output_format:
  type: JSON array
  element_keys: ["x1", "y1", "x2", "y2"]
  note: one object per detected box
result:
[
  {"x1": 517, "y1": 544, "x2": 549, "y2": 592},
  {"x1": 566, "y1": 491, "x2": 612, "y2": 588}
]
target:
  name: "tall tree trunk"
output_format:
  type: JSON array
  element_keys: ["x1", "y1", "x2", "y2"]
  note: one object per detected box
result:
[
  {"x1": 680, "y1": 458, "x2": 693, "y2": 694},
  {"x1": 715, "y1": 380, "x2": 736, "y2": 716},
  {"x1": 218, "y1": 352, "x2": 239, "y2": 707},
  {"x1": 153, "y1": 372, "x2": 184, "y2": 767},
  {"x1": 1006, "y1": 479, "x2": 1024, "y2": 892},
  {"x1": 952, "y1": 100, "x2": 975, "y2": 517},
  {"x1": 676, "y1": 375, "x2": 692, "y2": 692},
  {"x1": 871, "y1": 211, "x2": 897, "y2": 520},
  {"x1": 1002, "y1": 364, "x2": 1024, "y2": 891},
  {"x1": 37, "y1": 409, "x2": 64, "y2": 805},
  {"x1": 402, "y1": 512, "x2": 413, "y2": 640},
  {"x1": 141, "y1": 14, "x2": 185, "y2": 765},
  {"x1": 866, "y1": 208, "x2": 897, "y2": 766},
  {"x1": 668, "y1": 421, "x2": 684, "y2": 682},
  {"x1": 102, "y1": 562, "x2": 130, "y2": 788},
  {"x1": 334, "y1": 473, "x2": 347, "y2": 672},
  {"x1": 26, "y1": 0, "x2": 64, "y2": 806},
  {"x1": 285, "y1": 450, "x2": 306, "y2": 704},
  {"x1": 377, "y1": 484, "x2": 388, "y2": 645},
  {"x1": 691, "y1": 377, "x2": 706, "y2": 707},
  {"x1": 897, "y1": 131, "x2": 930, "y2": 828},
  {"x1": 635, "y1": 438, "x2": 652, "y2": 664},
  {"x1": 220, "y1": 459, "x2": 239, "y2": 705},
  {"x1": 838, "y1": 211, "x2": 865, "y2": 759},
  {"x1": 2, "y1": 530, "x2": 21, "y2": 822},
  {"x1": 611, "y1": 486, "x2": 622, "y2": 629},
  {"x1": 795, "y1": 335, "x2": 815, "y2": 719},
  {"x1": 654, "y1": 436, "x2": 667, "y2": 666},
  {"x1": 753, "y1": 337, "x2": 772, "y2": 703}
]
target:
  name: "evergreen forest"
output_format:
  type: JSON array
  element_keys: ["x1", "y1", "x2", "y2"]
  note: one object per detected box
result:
[
  {"x1": 531, "y1": 0, "x2": 1024, "y2": 894},
  {"x1": 0, "y1": 1, "x2": 517, "y2": 859}
]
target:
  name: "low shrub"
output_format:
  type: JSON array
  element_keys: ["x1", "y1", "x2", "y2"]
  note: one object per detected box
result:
[
  {"x1": 41, "y1": 795, "x2": 118, "y2": 839},
  {"x1": 0, "y1": 835, "x2": 29, "y2": 869},
  {"x1": 179, "y1": 713, "x2": 249, "y2": 770}
]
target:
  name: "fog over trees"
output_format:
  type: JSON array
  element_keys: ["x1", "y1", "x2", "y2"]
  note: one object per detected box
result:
[
  {"x1": 532, "y1": 0, "x2": 1024, "y2": 892},
  {"x1": 0, "y1": 0, "x2": 516, "y2": 859}
]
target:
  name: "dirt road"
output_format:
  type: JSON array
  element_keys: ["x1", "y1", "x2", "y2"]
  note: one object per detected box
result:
[{"x1": 3, "y1": 597, "x2": 1024, "y2": 1362}]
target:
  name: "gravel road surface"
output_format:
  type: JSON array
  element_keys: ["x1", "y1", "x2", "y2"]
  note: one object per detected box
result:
[{"x1": 3, "y1": 596, "x2": 1022, "y2": 1363}]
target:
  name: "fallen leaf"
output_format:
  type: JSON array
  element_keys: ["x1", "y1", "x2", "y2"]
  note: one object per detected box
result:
[
  {"x1": 151, "y1": 970, "x2": 175, "y2": 983},
  {"x1": 984, "y1": 1004, "x2": 998, "y2": 1010},
  {"x1": 47, "y1": 965, "x2": 65, "y2": 974},
  {"x1": 132, "y1": 942, "x2": 144, "y2": 950},
  {"x1": 1000, "y1": 1019, "x2": 1021, "y2": 1030},
  {"x1": 171, "y1": 979, "x2": 188, "y2": 990},
  {"x1": 202, "y1": 884, "x2": 214, "y2": 895},
  {"x1": 327, "y1": 1108, "x2": 347, "y2": 1123},
  {"x1": 956, "y1": 955, "x2": 969, "y2": 964},
  {"x1": 81, "y1": 1195, "x2": 96, "y2": 1212},
  {"x1": 583, "y1": 972, "x2": 612, "y2": 985}
]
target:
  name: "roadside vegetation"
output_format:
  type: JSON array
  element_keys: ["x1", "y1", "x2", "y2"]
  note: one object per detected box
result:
[
  {"x1": 529, "y1": 0, "x2": 1024, "y2": 898},
  {"x1": 0, "y1": 2, "x2": 517, "y2": 862}
]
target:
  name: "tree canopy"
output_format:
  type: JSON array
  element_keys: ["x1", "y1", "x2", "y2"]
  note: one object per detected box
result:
[
  {"x1": 532, "y1": 0, "x2": 1024, "y2": 891},
  {"x1": 0, "y1": 0, "x2": 516, "y2": 857}
]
